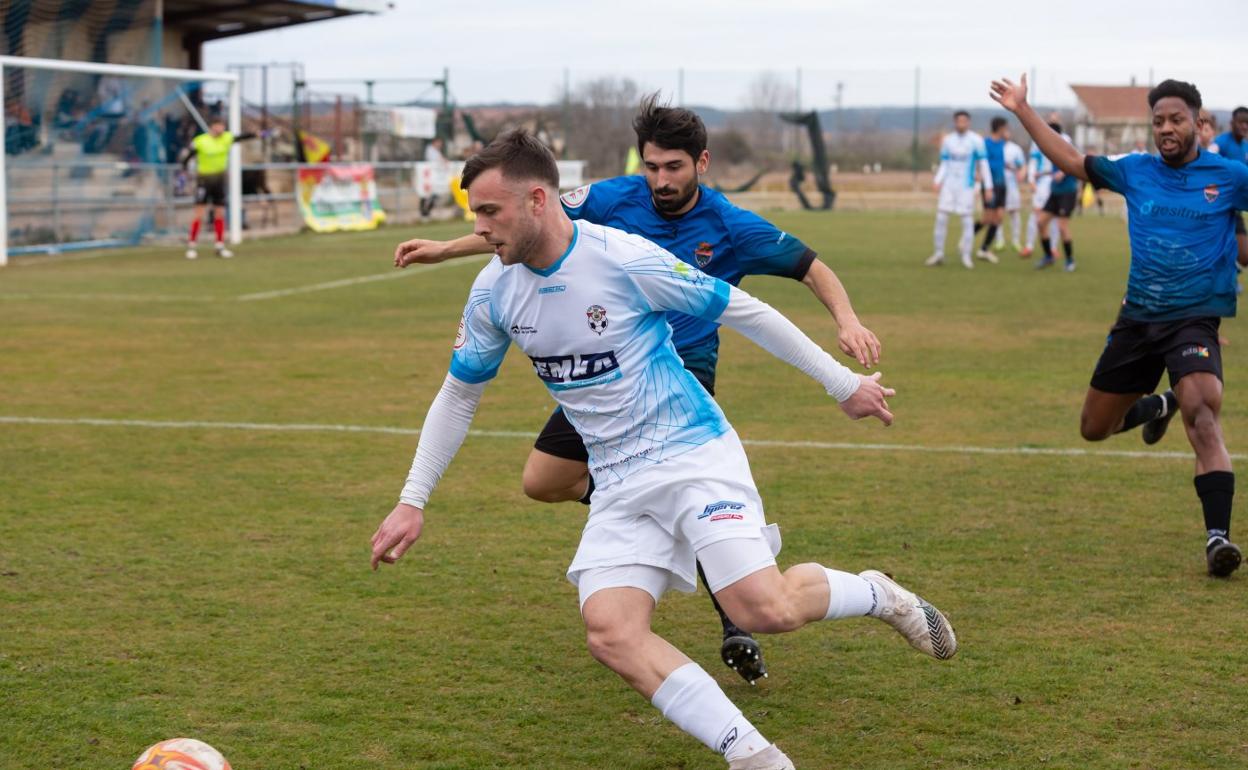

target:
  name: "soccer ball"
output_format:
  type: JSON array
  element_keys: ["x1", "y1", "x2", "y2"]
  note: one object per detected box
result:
[{"x1": 132, "y1": 738, "x2": 231, "y2": 770}]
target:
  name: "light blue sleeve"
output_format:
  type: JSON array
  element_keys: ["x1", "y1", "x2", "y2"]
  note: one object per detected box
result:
[
  {"x1": 448, "y1": 274, "x2": 510, "y2": 384},
  {"x1": 617, "y1": 233, "x2": 731, "y2": 322}
]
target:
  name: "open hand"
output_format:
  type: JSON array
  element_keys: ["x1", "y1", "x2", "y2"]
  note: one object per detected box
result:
[
  {"x1": 837, "y1": 320, "x2": 882, "y2": 369},
  {"x1": 989, "y1": 74, "x2": 1029, "y2": 113},
  {"x1": 838, "y1": 371, "x2": 895, "y2": 426}
]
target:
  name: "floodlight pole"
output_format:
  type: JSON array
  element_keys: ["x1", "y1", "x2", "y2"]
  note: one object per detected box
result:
[{"x1": 228, "y1": 75, "x2": 242, "y2": 245}]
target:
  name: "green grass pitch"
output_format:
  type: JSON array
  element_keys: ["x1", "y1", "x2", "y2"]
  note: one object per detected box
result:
[{"x1": 2, "y1": 211, "x2": 1246, "y2": 768}]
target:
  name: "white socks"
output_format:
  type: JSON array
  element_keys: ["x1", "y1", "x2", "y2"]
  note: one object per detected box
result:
[
  {"x1": 932, "y1": 211, "x2": 949, "y2": 256},
  {"x1": 651, "y1": 662, "x2": 766, "y2": 760},
  {"x1": 958, "y1": 214, "x2": 975, "y2": 259},
  {"x1": 823, "y1": 568, "x2": 878, "y2": 619}
]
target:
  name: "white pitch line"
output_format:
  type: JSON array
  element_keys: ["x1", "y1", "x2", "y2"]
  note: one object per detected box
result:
[
  {"x1": 235, "y1": 255, "x2": 491, "y2": 301},
  {"x1": 0, "y1": 292, "x2": 221, "y2": 303},
  {"x1": 0, "y1": 415, "x2": 1231, "y2": 461}
]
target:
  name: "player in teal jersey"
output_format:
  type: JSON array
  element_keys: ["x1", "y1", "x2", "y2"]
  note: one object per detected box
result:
[{"x1": 993, "y1": 74, "x2": 1248, "y2": 577}]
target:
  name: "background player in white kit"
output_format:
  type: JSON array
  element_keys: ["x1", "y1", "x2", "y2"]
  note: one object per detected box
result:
[
  {"x1": 997, "y1": 134, "x2": 1027, "y2": 252},
  {"x1": 371, "y1": 131, "x2": 958, "y2": 770},
  {"x1": 927, "y1": 110, "x2": 993, "y2": 268}
]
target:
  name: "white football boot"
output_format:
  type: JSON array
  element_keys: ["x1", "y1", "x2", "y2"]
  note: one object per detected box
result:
[
  {"x1": 860, "y1": 570, "x2": 957, "y2": 660},
  {"x1": 924, "y1": 253, "x2": 945, "y2": 267},
  {"x1": 215, "y1": 243, "x2": 234, "y2": 259},
  {"x1": 727, "y1": 744, "x2": 796, "y2": 770},
  {"x1": 185, "y1": 246, "x2": 198, "y2": 260}
]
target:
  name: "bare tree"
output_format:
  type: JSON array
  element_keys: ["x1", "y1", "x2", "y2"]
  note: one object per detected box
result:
[
  {"x1": 561, "y1": 76, "x2": 642, "y2": 178},
  {"x1": 734, "y1": 72, "x2": 798, "y2": 162}
]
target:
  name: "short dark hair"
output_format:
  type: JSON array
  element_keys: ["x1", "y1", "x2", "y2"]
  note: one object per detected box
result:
[
  {"x1": 990, "y1": 117, "x2": 1008, "y2": 132},
  {"x1": 461, "y1": 128, "x2": 559, "y2": 191},
  {"x1": 1233, "y1": 106, "x2": 1248, "y2": 119},
  {"x1": 1047, "y1": 121, "x2": 1063, "y2": 135},
  {"x1": 633, "y1": 92, "x2": 707, "y2": 160},
  {"x1": 1147, "y1": 79, "x2": 1201, "y2": 114},
  {"x1": 953, "y1": 110, "x2": 970, "y2": 120}
]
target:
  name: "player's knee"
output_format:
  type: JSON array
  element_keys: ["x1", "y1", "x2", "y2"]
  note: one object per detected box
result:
[
  {"x1": 584, "y1": 622, "x2": 631, "y2": 668},
  {"x1": 1079, "y1": 413, "x2": 1112, "y2": 442}
]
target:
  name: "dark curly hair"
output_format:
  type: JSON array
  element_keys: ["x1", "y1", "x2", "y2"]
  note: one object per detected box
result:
[
  {"x1": 1147, "y1": 79, "x2": 1202, "y2": 115},
  {"x1": 633, "y1": 92, "x2": 707, "y2": 161}
]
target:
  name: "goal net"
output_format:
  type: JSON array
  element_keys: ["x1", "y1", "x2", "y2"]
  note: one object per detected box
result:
[{"x1": 1, "y1": 55, "x2": 239, "y2": 265}]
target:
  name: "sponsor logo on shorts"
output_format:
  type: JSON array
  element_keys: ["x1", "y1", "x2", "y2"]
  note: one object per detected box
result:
[
  {"x1": 709, "y1": 513, "x2": 745, "y2": 522},
  {"x1": 698, "y1": 500, "x2": 746, "y2": 520},
  {"x1": 586, "y1": 304, "x2": 608, "y2": 335},
  {"x1": 1181, "y1": 345, "x2": 1211, "y2": 358},
  {"x1": 537, "y1": 285, "x2": 566, "y2": 294},
  {"x1": 719, "y1": 727, "x2": 738, "y2": 754},
  {"x1": 1205, "y1": 184, "x2": 1220, "y2": 203}
]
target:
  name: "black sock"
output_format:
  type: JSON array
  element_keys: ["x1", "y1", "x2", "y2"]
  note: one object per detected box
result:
[
  {"x1": 1041, "y1": 237, "x2": 1053, "y2": 259},
  {"x1": 1063, "y1": 240, "x2": 1074, "y2": 261},
  {"x1": 697, "y1": 561, "x2": 747, "y2": 637},
  {"x1": 1116, "y1": 393, "x2": 1167, "y2": 433},
  {"x1": 577, "y1": 475, "x2": 595, "y2": 505},
  {"x1": 974, "y1": 220, "x2": 984, "y2": 234},
  {"x1": 1194, "y1": 471, "x2": 1234, "y2": 543},
  {"x1": 982, "y1": 224, "x2": 998, "y2": 250}
]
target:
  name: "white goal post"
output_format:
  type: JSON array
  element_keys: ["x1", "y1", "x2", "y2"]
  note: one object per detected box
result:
[{"x1": 0, "y1": 55, "x2": 240, "y2": 267}]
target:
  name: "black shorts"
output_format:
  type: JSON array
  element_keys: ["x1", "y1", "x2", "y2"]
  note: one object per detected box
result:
[
  {"x1": 1043, "y1": 191, "x2": 1077, "y2": 218},
  {"x1": 1089, "y1": 314, "x2": 1223, "y2": 394},
  {"x1": 1236, "y1": 212, "x2": 1245, "y2": 236},
  {"x1": 534, "y1": 369, "x2": 716, "y2": 461},
  {"x1": 195, "y1": 174, "x2": 226, "y2": 206},
  {"x1": 983, "y1": 185, "x2": 1007, "y2": 210}
]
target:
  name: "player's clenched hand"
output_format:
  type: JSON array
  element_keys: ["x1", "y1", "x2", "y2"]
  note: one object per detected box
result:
[
  {"x1": 837, "y1": 320, "x2": 882, "y2": 369},
  {"x1": 394, "y1": 238, "x2": 449, "y2": 268},
  {"x1": 371, "y1": 502, "x2": 425, "y2": 570},
  {"x1": 989, "y1": 74, "x2": 1028, "y2": 113},
  {"x1": 838, "y1": 371, "x2": 895, "y2": 426}
]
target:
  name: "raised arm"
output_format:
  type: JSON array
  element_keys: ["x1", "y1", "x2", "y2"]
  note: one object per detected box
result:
[
  {"x1": 991, "y1": 74, "x2": 1087, "y2": 182},
  {"x1": 800, "y1": 259, "x2": 881, "y2": 368},
  {"x1": 395, "y1": 233, "x2": 494, "y2": 268},
  {"x1": 371, "y1": 373, "x2": 486, "y2": 569}
]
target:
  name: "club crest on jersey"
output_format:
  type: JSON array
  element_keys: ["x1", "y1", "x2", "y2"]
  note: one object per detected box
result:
[
  {"x1": 1205, "y1": 184, "x2": 1220, "y2": 203},
  {"x1": 694, "y1": 241, "x2": 714, "y2": 267},
  {"x1": 586, "y1": 304, "x2": 608, "y2": 335},
  {"x1": 560, "y1": 184, "x2": 591, "y2": 208}
]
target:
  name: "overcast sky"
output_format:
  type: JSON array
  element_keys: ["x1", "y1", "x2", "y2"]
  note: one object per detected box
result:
[{"x1": 205, "y1": 0, "x2": 1247, "y2": 111}]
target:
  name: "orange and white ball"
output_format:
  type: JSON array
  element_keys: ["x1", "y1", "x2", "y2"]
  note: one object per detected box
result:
[{"x1": 132, "y1": 738, "x2": 231, "y2": 770}]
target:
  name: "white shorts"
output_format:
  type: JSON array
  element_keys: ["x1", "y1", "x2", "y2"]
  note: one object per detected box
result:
[
  {"x1": 1032, "y1": 179, "x2": 1052, "y2": 209},
  {"x1": 568, "y1": 430, "x2": 781, "y2": 607},
  {"x1": 1005, "y1": 181, "x2": 1021, "y2": 212},
  {"x1": 937, "y1": 184, "x2": 976, "y2": 215}
]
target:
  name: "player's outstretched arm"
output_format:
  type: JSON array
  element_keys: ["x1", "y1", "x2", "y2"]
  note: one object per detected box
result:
[
  {"x1": 394, "y1": 233, "x2": 494, "y2": 268},
  {"x1": 801, "y1": 260, "x2": 881, "y2": 368},
  {"x1": 371, "y1": 373, "x2": 486, "y2": 569},
  {"x1": 716, "y1": 285, "x2": 893, "y2": 426},
  {"x1": 990, "y1": 74, "x2": 1087, "y2": 181}
]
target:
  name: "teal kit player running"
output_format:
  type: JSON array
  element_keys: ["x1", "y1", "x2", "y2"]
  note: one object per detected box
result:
[{"x1": 993, "y1": 74, "x2": 1248, "y2": 577}]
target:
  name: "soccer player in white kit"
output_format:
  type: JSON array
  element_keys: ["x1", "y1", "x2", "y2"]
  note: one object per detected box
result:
[
  {"x1": 927, "y1": 110, "x2": 993, "y2": 269},
  {"x1": 998, "y1": 137, "x2": 1027, "y2": 251},
  {"x1": 371, "y1": 131, "x2": 958, "y2": 770}
]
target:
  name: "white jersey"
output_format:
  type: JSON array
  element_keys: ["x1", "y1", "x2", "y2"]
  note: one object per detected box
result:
[
  {"x1": 1003, "y1": 140, "x2": 1025, "y2": 208},
  {"x1": 935, "y1": 130, "x2": 990, "y2": 191},
  {"x1": 451, "y1": 220, "x2": 732, "y2": 487}
]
